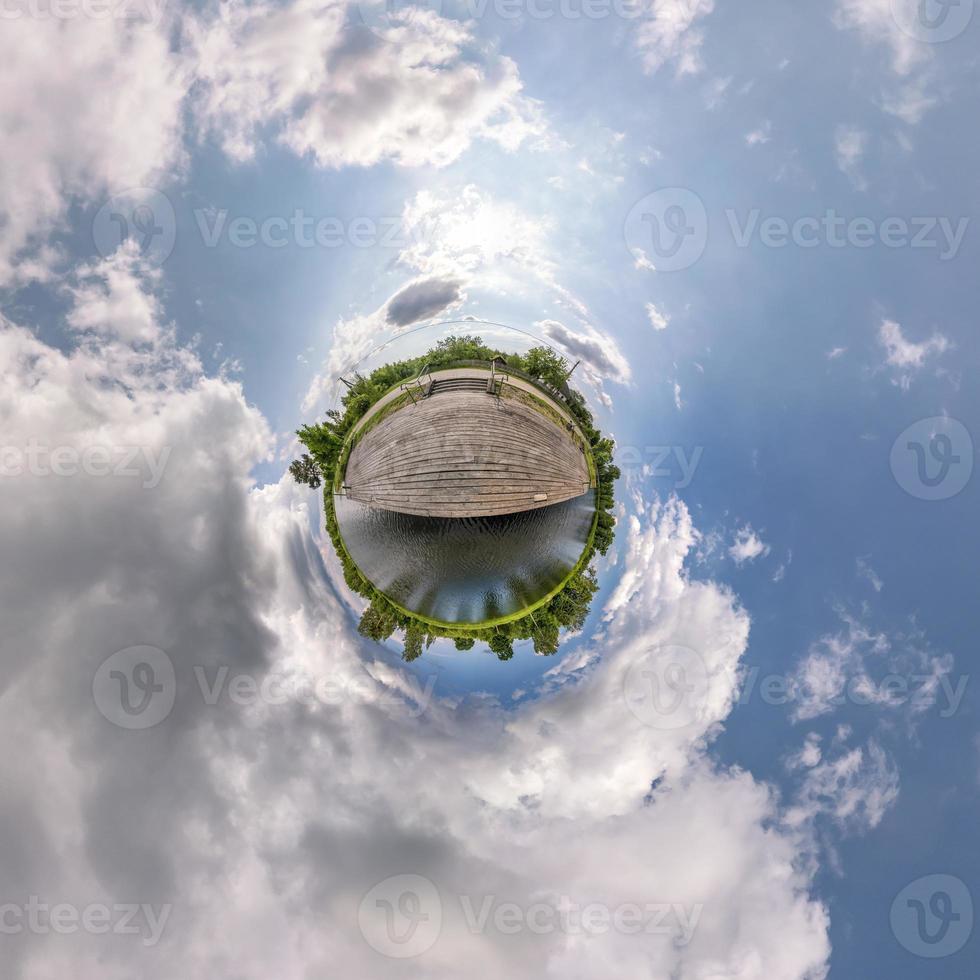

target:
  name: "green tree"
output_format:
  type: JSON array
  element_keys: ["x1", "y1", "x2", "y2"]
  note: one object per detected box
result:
[
  {"x1": 453, "y1": 637, "x2": 475, "y2": 651},
  {"x1": 358, "y1": 599, "x2": 401, "y2": 642},
  {"x1": 488, "y1": 633, "x2": 514, "y2": 660},
  {"x1": 288, "y1": 454, "x2": 322, "y2": 489},
  {"x1": 529, "y1": 612, "x2": 560, "y2": 656},
  {"x1": 523, "y1": 346, "x2": 570, "y2": 389},
  {"x1": 403, "y1": 622, "x2": 426, "y2": 661}
]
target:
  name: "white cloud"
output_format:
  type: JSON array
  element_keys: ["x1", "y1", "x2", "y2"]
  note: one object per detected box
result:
[
  {"x1": 729, "y1": 524, "x2": 771, "y2": 565},
  {"x1": 878, "y1": 318, "x2": 950, "y2": 389},
  {"x1": 645, "y1": 302, "x2": 670, "y2": 331},
  {"x1": 0, "y1": 0, "x2": 549, "y2": 286},
  {"x1": 833, "y1": 0, "x2": 943, "y2": 122},
  {"x1": 66, "y1": 242, "x2": 165, "y2": 345},
  {"x1": 0, "y1": 286, "x2": 835, "y2": 977},
  {"x1": 786, "y1": 738, "x2": 900, "y2": 834},
  {"x1": 632, "y1": 248, "x2": 657, "y2": 272},
  {"x1": 745, "y1": 121, "x2": 772, "y2": 146},
  {"x1": 834, "y1": 125, "x2": 868, "y2": 189},
  {"x1": 190, "y1": 2, "x2": 544, "y2": 169},
  {"x1": 788, "y1": 610, "x2": 953, "y2": 724},
  {"x1": 826, "y1": 346, "x2": 848, "y2": 360},
  {"x1": 772, "y1": 548, "x2": 793, "y2": 583},
  {"x1": 856, "y1": 556, "x2": 884, "y2": 592},
  {"x1": 833, "y1": 0, "x2": 923, "y2": 75},
  {"x1": 879, "y1": 75, "x2": 938, "y2": 124},
  {"x1": 301, "y1": 273, "x2": 464, "y2": 411},
  {"x1": 635, "y1": 0, "x2": 716, "y2": 76},
  {"x1": 0, "y1": 13, "x2": 187, "y2": 284},
  {"x1": 538, "y1": 319, "x2": 632, "y2": 387},
  {"x1": 303, "y1": 185, "x2": 631, "y2": 411}
]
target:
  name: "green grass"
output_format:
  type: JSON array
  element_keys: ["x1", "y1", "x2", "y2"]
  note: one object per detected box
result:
[{"x1": 498, "y1": 384, "x2": 597, "y2": 487}]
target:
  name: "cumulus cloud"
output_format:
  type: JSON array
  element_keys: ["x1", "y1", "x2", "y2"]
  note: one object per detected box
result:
[
  {"x1": 0, "y1": 11, "x2": 187, "y2": 284},
  {"x1": 66, "y1": 242, "x2": 166, "y2": 345},
  {"x1": 190, "y1": 1, "x2": 544, "y2": 169},
  {"x1": 0, "y1": 262, "x2": 839, "y2": 976},
  {"x1": 538, "y1": 319, "x2": 632, "y2": 386},
  {"x1": 0, "y1": 1, "x2": 545, "y2": 285}
]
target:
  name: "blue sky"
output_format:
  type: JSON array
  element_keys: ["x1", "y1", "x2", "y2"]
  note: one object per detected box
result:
[{"x1": 0, "y1": 0, "x2": 977, "y2": 977}]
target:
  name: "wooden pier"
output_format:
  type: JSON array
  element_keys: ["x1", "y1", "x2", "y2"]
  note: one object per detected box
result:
[{"x1": 343, "y1": 384, "x2": 591, "y2": 518}]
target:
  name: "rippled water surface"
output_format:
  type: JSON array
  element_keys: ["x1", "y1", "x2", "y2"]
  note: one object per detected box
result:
[{"x1": 335, "y1": 494, "x2": 595, "y2": 624}]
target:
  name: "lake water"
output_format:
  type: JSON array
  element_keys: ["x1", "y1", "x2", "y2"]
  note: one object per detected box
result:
[{"x1": 334, "y1": 493, "x2": 595, "y2": 624}]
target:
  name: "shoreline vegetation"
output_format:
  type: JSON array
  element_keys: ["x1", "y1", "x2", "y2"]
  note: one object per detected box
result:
[{"x1": 291, "y1": 335, "x2": 619, "y2": 662}]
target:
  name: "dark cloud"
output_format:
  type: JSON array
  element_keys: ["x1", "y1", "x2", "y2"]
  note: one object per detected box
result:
[
  {"x1": 385, "y1": 277, "x2": 463, "y2": 327},
  {"x1": 540, "y1": 319, "x2": 626, "y2": 381}
]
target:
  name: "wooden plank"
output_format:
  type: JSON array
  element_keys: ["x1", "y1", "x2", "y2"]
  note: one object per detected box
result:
[{"x1": 344, "y1": 388, "x2": 590, "y2": 518}]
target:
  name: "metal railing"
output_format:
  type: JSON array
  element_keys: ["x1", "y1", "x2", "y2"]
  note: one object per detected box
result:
[
  {"x1": 488, "y1": 358, "x2": 508, "y2": 396},
  {"x1": 399, "y1": 362, "x2": 433, "y2": 404}
]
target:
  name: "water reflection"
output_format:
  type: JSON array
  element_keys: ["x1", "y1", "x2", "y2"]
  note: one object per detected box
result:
[{"x1": 335, "y1": 493, "x2": 595, "y2": 624}]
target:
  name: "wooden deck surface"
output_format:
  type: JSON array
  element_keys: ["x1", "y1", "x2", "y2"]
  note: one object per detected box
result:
[{"x1": 343, "y1": 390, "x2": 590, "y2": 518}]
